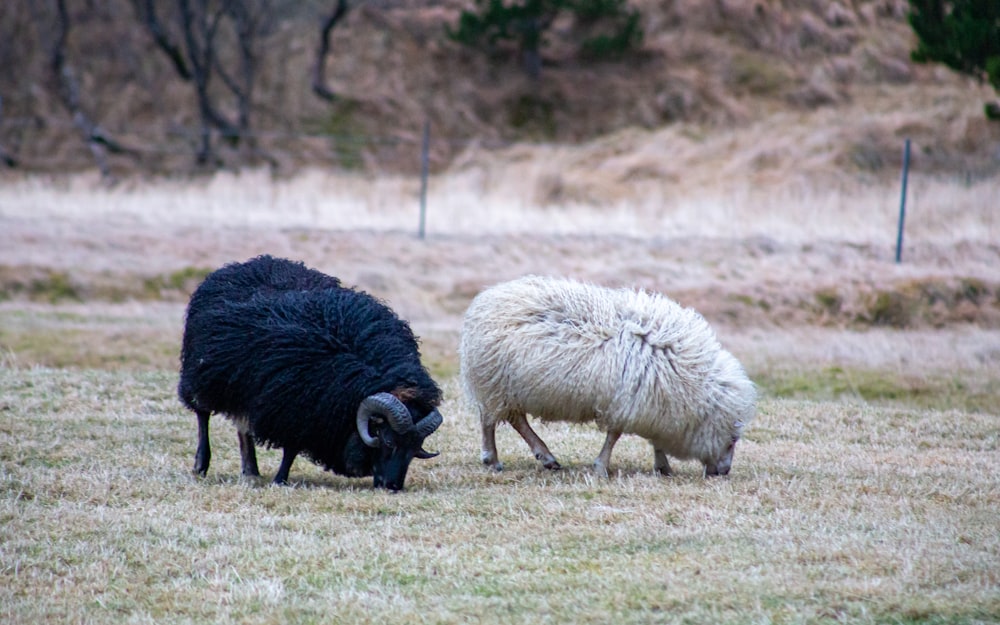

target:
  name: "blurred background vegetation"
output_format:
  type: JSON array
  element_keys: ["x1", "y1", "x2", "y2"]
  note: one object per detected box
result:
[{"x1": 0, "y1": 0, "x2": 997, "y2": 178}]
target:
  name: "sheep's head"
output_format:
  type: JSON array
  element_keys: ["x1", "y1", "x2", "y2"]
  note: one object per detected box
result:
[
  {"x1": 356, "y1": 392, "x2": 442, "y2": 491},
  {"x1": 702, "y1": 356, "x2": 756, "y2": 477},
  {"x1": 703, "y1": 434, "x2": 739, "y2": 476},
  {"x1": 703, "y1": 416, "x2": 750, "y2": 477}
]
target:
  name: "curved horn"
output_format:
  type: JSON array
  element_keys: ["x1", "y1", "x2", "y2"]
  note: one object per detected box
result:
[
  {"x1": 357, "y1": 393, "x2": 413, "y2": 447},
  {"x1": 415, "y1": 448, "x2": 439, "y2": 460},
  {"x1": 356, "y1": 399, "x2": 381, "y2": 448},
  {"x1": 412, "y1": 409, "x2": 443, "y2": 460},
  {"x1": 413, "y1": 409, "x2": 443, "y2": 439}
]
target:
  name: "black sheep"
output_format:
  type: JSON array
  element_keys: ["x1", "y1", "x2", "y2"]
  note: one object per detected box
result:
[{"x1": 178, "y1": 255, "x2": 444, "y2": 490}]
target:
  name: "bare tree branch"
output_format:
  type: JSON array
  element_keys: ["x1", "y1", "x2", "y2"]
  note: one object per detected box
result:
[
  {"x1": 312, "y1": 0, "x2": 350, "y2": 102},
  {"x1": 132, "y1": 0, "x2": 274, "y2": 167},
  {"x1": 0, "y1": 96, "x2": 18, "y2": 168},
  {"x1": 212, "y1": 0, "x2": 259, "y2": 132},
  {"x1": 48, "y1": 0, "x2": 137, "y2": 178},
  {"x1": 130, "y1": 0, "x2": 193, "y2": 80},
  {"x1": 216, "y1": 0, "x2": 275, "y2": 165},
  {"x1": 177, "y1": 0, "x2": 240, "y2": 163}
]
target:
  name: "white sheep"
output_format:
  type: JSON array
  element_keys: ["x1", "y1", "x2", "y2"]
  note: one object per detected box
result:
[{"x1": 459, "y1": 275, "x2": 756, "y2": 477}]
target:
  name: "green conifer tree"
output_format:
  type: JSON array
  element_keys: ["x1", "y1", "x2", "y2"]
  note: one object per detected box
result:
[
  {"x1": 908, "y1": 0, "x2": 1000, "y2": 119},
  {"x1": 448, "y1": 0, "x2": 642, "y2": 79}
]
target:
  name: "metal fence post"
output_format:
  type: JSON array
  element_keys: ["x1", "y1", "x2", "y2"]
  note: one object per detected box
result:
[
  {"x1": 418, "y1": 119, "x2": 430, "y2": 240},
  {"x1": 895, "y1": 138, "x2": 910, "y2": 263}
]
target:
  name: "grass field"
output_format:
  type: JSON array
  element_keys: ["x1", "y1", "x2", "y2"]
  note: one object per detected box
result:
[
  {"x1": 2, "y1": 309, "x2": 998, "y2": 624},
  {"x1": 1, "y1": 165, "x2": 999, "y2": 623},
  {"x1": 2, "y1": 364, "x2": 998, "y2": 624}
]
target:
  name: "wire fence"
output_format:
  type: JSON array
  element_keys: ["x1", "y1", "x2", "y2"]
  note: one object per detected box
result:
[
  {"x1": 2, "y1": 114, "x2": 995, "y2": 255},
  {"x1": 0, "y1": 115, "x2": 515, "y2": 174}
]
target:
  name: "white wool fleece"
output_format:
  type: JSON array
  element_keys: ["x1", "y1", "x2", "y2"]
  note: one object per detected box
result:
[{"x1": 459, "y1": 275, "x2": 756, "y2": 464}]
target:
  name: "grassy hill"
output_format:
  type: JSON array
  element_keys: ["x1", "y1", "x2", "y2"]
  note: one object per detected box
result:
[{"x1": 1, "y1": 0, "x2": 997, "y2": 180}]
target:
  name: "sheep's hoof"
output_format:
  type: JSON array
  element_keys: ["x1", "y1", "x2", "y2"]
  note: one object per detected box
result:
[
  {"x1": 593, "y1": 464, "x2": 609, "y2": 478},
  {"x1": 542, "y1": 460, "x2": 562, "y2": 471}
]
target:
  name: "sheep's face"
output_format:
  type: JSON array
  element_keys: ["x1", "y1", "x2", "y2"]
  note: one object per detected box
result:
[
  {"x1": 356, "y1": 394, "x2": 443, "y2": 491},
  {"x1": 370, "y1": 426, "x2": 437, "y2": 492},
  {"x1": 704, "y1": 420, "x2": 746, "y2": 476},
  {"x1": 703, "y1": 436, "x2": 738, "y2": 476}
]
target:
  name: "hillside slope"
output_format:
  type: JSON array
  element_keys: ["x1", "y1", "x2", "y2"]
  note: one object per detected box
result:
[{"x1": 0, "y1": 0, "x2": 997, "y2": 180}]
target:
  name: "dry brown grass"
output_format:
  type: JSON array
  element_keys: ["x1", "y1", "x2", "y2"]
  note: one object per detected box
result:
[
  {"x1": 3, "y1": 124, "x2": 998, "y2": 244},
  {"x1": 2, "y1": 366, "x2": 998, "y2": 624}
]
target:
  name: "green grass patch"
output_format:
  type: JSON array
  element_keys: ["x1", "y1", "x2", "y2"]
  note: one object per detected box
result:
[
  {"x1": 0, "y1": 307, "x2": 180, "y2": 370},
  {"x1": 726, "y1": 53, "x2": 793, "y2": 97},
  {"x1": 814, "y1": 287, "x2": 843, "y2": 315},
  {"x1": 141, "y1": 267, "x2": 212, "y2": 299},
  {"x1": 307, "y1": 99, "x2": 368, "y2": 170},
  {"x1": 753, "y1": 364, "x2": 999, "y2": 413},
  {"x1": 0, "y1": 265, "x2": 212, "y2": 303},
  {"x1": 853, "y1": 278, "x2": 999, "y2": 328},
  {"x1": 507, "y1": 93, "x2": 560, "y2": 140},
  {"x1": 0, "y1": 269, "x2": 82, "y2": 303}
]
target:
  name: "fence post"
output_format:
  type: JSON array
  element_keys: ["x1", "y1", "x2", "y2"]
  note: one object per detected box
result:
[
  {"x1": 418, "y1": 119, "x2": 430, "y2": 240},
  {"x1": 895, "y1": 138, "x2": 910, "y2": 263}
]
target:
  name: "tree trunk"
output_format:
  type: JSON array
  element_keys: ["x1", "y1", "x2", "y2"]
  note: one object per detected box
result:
[
  {"x1": 312, "y1": 0, "x2": 350, "y2": 101},
  {"x1": 47, "y1": 0, "x2": 134, "y2": 178}
]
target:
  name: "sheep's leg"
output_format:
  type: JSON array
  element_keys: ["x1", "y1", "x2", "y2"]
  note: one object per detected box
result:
[
  {"x1": 481, "y1": 420, "x2": 503, "y2": 471},
  {"x1": 653, "y1": 448, "x2": 672, "y2": 476},
  {"x1": 594, "y1": 430, "x2": 622, "y2": 477},
  {"x1": 273, "y1": 447, "x2": 298, "y2": 485},
  {"x1": 509, "y1": 414, "x2": 561, "y2": 470},
  {"x1": 237, "y1": 431, "x2": 260, "y2": 477},
  {"x1": 193, "y1": 410, "x2": 211, "y2": 476}
]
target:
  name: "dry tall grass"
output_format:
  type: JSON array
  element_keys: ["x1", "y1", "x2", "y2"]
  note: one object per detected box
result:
[{"x1": 2, "y1": 160, "x2": 997, "y2": 244}]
